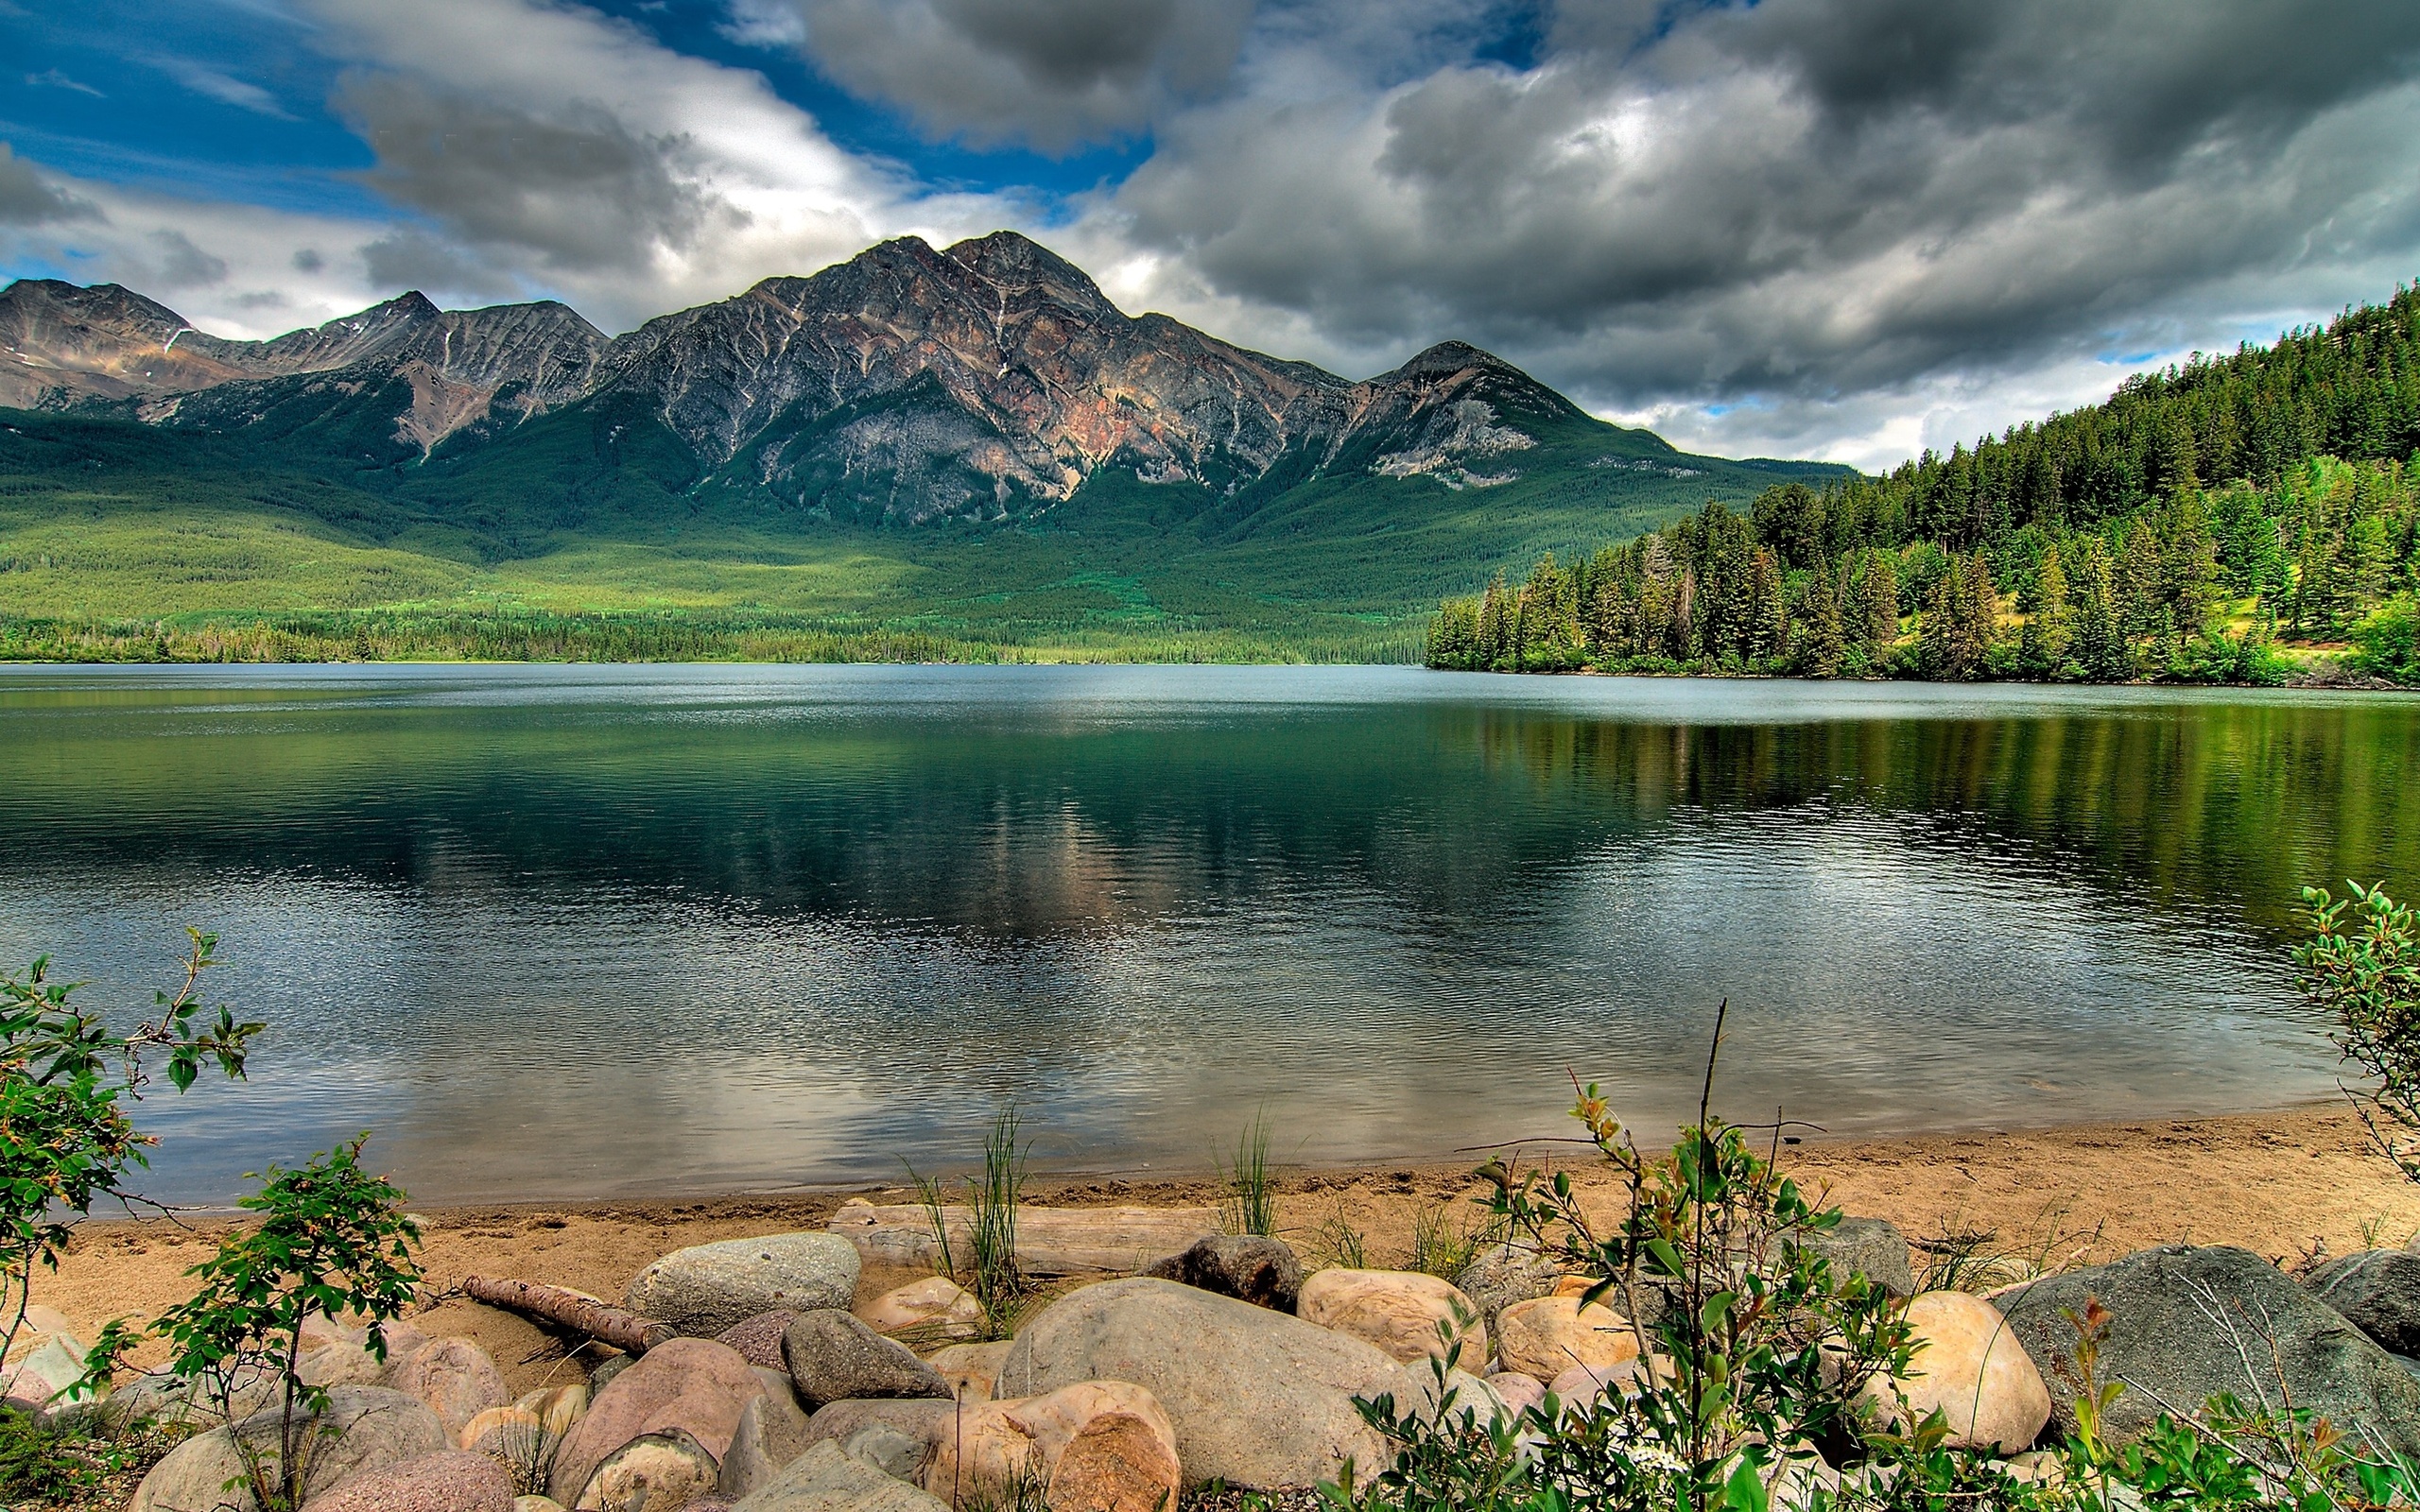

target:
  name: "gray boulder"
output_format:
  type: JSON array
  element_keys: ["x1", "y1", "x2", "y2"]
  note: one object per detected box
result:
[
  {"x1": 133, "y1": 1386, "x2": 450, "y2": 1512},
  {"x1": 1452, "y1": 1244, "x2": 1562, "y2": 1338},
  {"x1": 718, "y1": 1367, "x2": 819, "y2": 1500},
  {"x1": 781, "y1": 1313, "x2": 952, "y2": 1414},
  {"x1": 629, "y1": 1234, "x2": 861, "y2": 1338},
  {"x1": 1996, "y1": 1245, "x2": 2420, "y2": 1453},
  {"x1": 1797, "y1": 1217, "x2": 1917, "y2": 1297},
  {"x1": 996, "y1": 1276, "x2": 1407, "y2": 1488},
  {"x1": 732, "y1": 1439, "x2": 949, "y2": 1512},
  {"x1": 801, "y1": 1399, "x2": 959, "y2": 1456},
  {"x1": 549, "y1": 1337, "x2": 767, "y2": 1507},
  {"x1": 1145, "y1": 1235, "x2": 1305, "y2": 1313},
  {"x1": 2306, "y1": 1250, "x2": 2420, "y2": 1356},
  {"x1": 106, "y1": 1364, "x2": 282, "y2": 1431}
]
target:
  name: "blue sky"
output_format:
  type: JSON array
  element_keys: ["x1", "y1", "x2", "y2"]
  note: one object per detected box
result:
[{"x1": 3, "y1": 0, "x2": 2416, "y2": 469}]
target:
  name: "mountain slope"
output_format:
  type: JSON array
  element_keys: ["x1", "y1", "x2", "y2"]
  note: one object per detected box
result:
[{"x1": 0, "y1": 232, "x2": 1850, "y2": 657}]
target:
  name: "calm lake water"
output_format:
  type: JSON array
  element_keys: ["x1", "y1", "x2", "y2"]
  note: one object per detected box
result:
[{"x1": 2, "y1": 663, "x2": 2413, "y2": 1205}]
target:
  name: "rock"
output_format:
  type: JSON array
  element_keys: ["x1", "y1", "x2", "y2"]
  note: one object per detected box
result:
[
  {"x1": 515, "y1": 1499, "x2": 565, "y2": 1512},
  {"x1": 829, "y1": 1202, "x2": 1220, "y2": 1278},
  {"x1": 1296, "y1": 1269, "x2": 1487, "y2": 1369},
  {"x1": 717, "y1": 1313, "x2": 803, "y2": 1371},
  {"x1": 1550, "y1": 1274, "x2": 1683, "y2": 1333},
  {"x1": 464, "y1": 1405, "x2": 544, "y2": 1453},
  {"x1": 295, "y1": 1323, "x2": 432, "y2": 1393},
  {"x1": 783, "y1": 1312, "x2": 954, "y2": 1413},
  {"x1": 306, "y1": 1450, "x2": 514, "y2": 1512},
  {"x1": 925, "y1": 1382, "x2": 1177, "y2": 1510},
  {"x1": 1865, "y1": 1292, "x2": 2050, "y2": 1453},
  {"x1": 1798, "y1": 1217, "x2": 1918, "y2": 1297},
  {"x1": 134, "y1": 1386, "x2": 451, "y2": 1512},
  {"x1": 862, "y1": 1280, "x2": 982, "y2": 1340},
  {"x1": 588, "y1": 1355, "x2": 636, "y2": 1397},
  {"x1": 1047, "y1": 1412, "x2": 1182, "y2": 1512},
  {"x1": 1493, "y1": 1296, "x2": 1637, "y2": 1381},
  {"x1": 1484, "y1": 1372, "x2": 1546, "y2": 1418},
  {"x1": 550, "y1": 1338, "x2": 768, "y2": 1507},
  {"x1": 926, "y1": 1343, "x2": 1013, "y2": 1404},
  {"x1": 1996, "y1": 1245, "x2": 2420, "y2": 1452},
  {"x1": 630, "y1": 1235, "x2": 862, "y2": 1339},
  {"x1": 1453, "y1": 1245, "x2": 1561, "y2": 1338},
  {"x1": 2306, "y1": 1250, "x2": 2420, "y2": 1356},
  {"x1": 394, "y1": 1338, "x2": 511, "y2": 1443},
  {"x1": 731, "y1": 1439, "x2": 951, "y2": 1512},
  {"x1": 518, "y1": 1384, "x2": 591, "y2": 1437},
  {"x1": 997, "y1": 1277, "x2": 1406, "y2": 1489},
  {"x1": 1547, "y1": 1360, "x2": 1641, "y2": 1409},
  {"x1": 801, "y1": 1399, "x2": 960, "y2": 1457},
  {"x1": 580, "y1": 1433, "x2": 720, "y2": 1512},
  {"x1": 0, "y1": 1332, "x2": 95, "y2": 1411},
  {"x1": 838, "y1": 1424, "x2": 928, "y2": 1485},
  {"x1": 717, "y1": 1369, "x2": 818, "y2": 1501},
  {"x1": 109, "y1": 1363, "x2": 284, "y2": 1429},
  {"x1": 1143, "y1": 1236, "x2": 1305, "y2": 1314}
]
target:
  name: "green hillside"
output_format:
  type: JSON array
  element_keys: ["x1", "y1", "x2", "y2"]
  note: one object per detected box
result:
[{"x1": 0, "y1": 402, "x2": 1845, "y2": 662}]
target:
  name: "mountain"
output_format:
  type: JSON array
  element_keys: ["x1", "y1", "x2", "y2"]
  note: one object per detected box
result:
[{"x1": 0, "y1": 232, "x2": 1848, "y2": 657}]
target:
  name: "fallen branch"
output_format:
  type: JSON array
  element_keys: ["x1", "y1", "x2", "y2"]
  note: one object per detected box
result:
[{"x1": 463, "y1": 1276, "x2": 674, "y2": 1354}]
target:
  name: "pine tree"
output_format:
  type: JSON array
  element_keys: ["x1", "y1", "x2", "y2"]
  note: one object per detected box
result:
[
  {"x1": 2069, "y1": 538, "x2": 2129, "y2": 679},
  {"x1": 2019, "y1": 544, "x2": 2071, "y2": 675},
  {"x1": 1858, "y1": 551, "x2": 1900, "y2": 660},
  {"x1": 1801, "y1": 563, "x2": 1846, "y2": 678},
  {"x1": 1745, "y1": 548, "x2": 1789, "y2": 663}
]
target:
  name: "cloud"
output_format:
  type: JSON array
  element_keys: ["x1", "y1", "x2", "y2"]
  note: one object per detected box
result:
[
  {"x1": 717, "y1": 0, "x2": 805, "y2": 48},
  {"x1": 786, "y1": 0, "x2": 1256, "y2": 152},
  {"x1": 0, "y1": 142, "x2": 98, "y2": 227},
  {"x1": 26, "y1": 68, "x2": 105, "y2": 97},
  {"x1": 1082, "y1": 0, "x2": 2420, "y2": 443},
  {"x1": 148, "y1": 58, "x2": 298, "y2": 118}
]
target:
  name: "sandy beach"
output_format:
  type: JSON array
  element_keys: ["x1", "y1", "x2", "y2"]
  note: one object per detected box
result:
[{"x1": 30, "y1": 1100, "x2": 2416, "y2": 1400}]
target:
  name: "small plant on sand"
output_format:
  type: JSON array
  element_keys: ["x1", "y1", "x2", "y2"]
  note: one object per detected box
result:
[
  {"x1": 144, "y1": 1136, "x2": 422, "y2": 1512},
  {"x1": 1405, "y1": 1197, "x2": 1496, "y2": 1281},
  {"x1": 2297, "y1": 881, "x2": 2420, "y2": 1182},
  {"x1": 0, "y1": 930, "x2": 260, "y2": 1393},
  {"x1": 1305, "y1": 1197, "x2": 1370, "y2": 1271},
  {"x1": 1216, "y1": 1109, "x2": 1280, "y2": 1238},
  {"x1": 906, "y1": 1104, "x2": 1035, "y2": 1341}
]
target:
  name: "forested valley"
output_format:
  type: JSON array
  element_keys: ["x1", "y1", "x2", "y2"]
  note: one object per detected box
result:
[{"x1": 1426, "y1": 285, "x2": 2420, "y2": 684}]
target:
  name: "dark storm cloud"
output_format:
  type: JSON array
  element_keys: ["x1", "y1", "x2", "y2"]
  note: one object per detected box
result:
[
  {"x1": 786, "y1": 0, "x2": 1256, "y2": 152},
  {"x1": 1106, "y1": 0, "x2": 2420, "y2": 425},
  {"x1": 0, "y1": 142, "x2": 98, "y2": 226},
  {"x1": 332, "y1": 72, "x2": 731, "y2": 275}
]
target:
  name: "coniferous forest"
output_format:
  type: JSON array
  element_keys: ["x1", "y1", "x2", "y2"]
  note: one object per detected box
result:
[{"x1": 1426, "y1": 286, "x2": 2420, "y2": 683}]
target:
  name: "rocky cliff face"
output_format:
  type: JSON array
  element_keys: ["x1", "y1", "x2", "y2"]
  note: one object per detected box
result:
[{"x1": 0, "y1": 232, "x2": 1605, "y2": 520}]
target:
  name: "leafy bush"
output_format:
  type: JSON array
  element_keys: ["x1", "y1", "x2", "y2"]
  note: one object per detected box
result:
[
  {"x1": 2296, "y1": 881, "x2": 2420, "y2": 1181},
  {"x1": 2350, "y1": 597, "x2": 2420, "y2": 682},
  {"x1": 0, "y1": 932, "x2": 259, "y2": 1395},
  {"x1": 145, "y1": 1137, "x2": 422, "y2": 1512}
]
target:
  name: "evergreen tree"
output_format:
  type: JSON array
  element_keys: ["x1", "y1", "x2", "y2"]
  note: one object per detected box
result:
[
  {"x1": 1858, "y1": 551, "x2": 1900, "y2": 659},
  {"x1": 1745, "y1": 548, "x2": 1789, "y2": 663},
  {"x1": 2069, "y1": 538, "x2": 2130, "y2": 679},
  {"x1": 1800, "y1": 564, "x2": 1846, "y2": 678},
  {"x1": 2019, "y1": 542, "x2": 2072, "y2": 676}
]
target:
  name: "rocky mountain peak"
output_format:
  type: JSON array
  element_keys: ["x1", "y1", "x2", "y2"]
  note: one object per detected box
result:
[{"x1": 942, "y1": 231, "x2": 1115, "y2": 317}]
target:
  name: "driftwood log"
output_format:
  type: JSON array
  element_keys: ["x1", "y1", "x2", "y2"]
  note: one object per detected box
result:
[{"x1": 462, "y1": 1275, "x2": 675, "y2": 1354}]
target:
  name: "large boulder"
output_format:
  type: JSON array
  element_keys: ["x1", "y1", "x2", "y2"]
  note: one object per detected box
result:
[
  {"x1": 629, "y1": 1236, "x2": 861, "y2": 1339},
  {"x1": 1143, "y1": 1236, "x2": 1305, "y2": 1314},
  {"x1": 2306, "y1": 1250, "x2": 2420, "y2": 1356},
  {"x1": 549, "y1": 1338, "x2": 768, "y2": 1507},
  {"x1": 731, "y1": 1439, "x2": 950, "y2": 1512},
  {"x1": 1865, "y1": 1292, "x2": 2050, "y2": 1453},
  {"x1": 1297, "y1": 1269, "x2": 1487, "y2": 1369},
  {"x1": 1797, "y1": 1218, "x2": 1917, "y2": 1298},
  {"x1": 305, "y1": 1450, "x2": 514, "y2": 1512},
  {"x1": 1453, "y1": 1245, "x2": 1562, "y2": 1339},
  {"x1": 109, "y1": 1363, "x2": 284, "y2": 1429},
  {"x1": 782, "y1": 1312, "x2": 953, "y2": 1413},
  {"x1": 134, "y1": 1386, "x2": 451, "y2": 1512},
  {"x1": 800, "y1": 1399, "x2": 960, "y2": 1457},
  {"x1": 997, "y1": 1277, "x2": 1407, "y2": 1488},
  {"x1": 391, "y1": 1338, "x2": 510, "y2": 1444},
  {"x1": 1996, "y1": 1246, "x2": 2420, "y2": 1452},
  {"x1": 1494, "y1": 1296, "x2": 1637, "y2": 1380}
]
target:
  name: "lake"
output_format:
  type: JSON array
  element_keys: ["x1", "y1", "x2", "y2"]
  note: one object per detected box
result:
[{"x1": 1, "y1": 663, "x2": 2411, "y2": 1206}]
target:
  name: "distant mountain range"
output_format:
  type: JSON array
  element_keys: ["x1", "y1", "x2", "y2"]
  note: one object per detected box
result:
[{"x1": 0, "y1": 232, "x2": 1847, "y2": 655}]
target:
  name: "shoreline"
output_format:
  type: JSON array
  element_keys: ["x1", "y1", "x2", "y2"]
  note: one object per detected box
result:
[{"x1": 37, "y1": 1101, "x2": 2420, "y2": 1396}]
